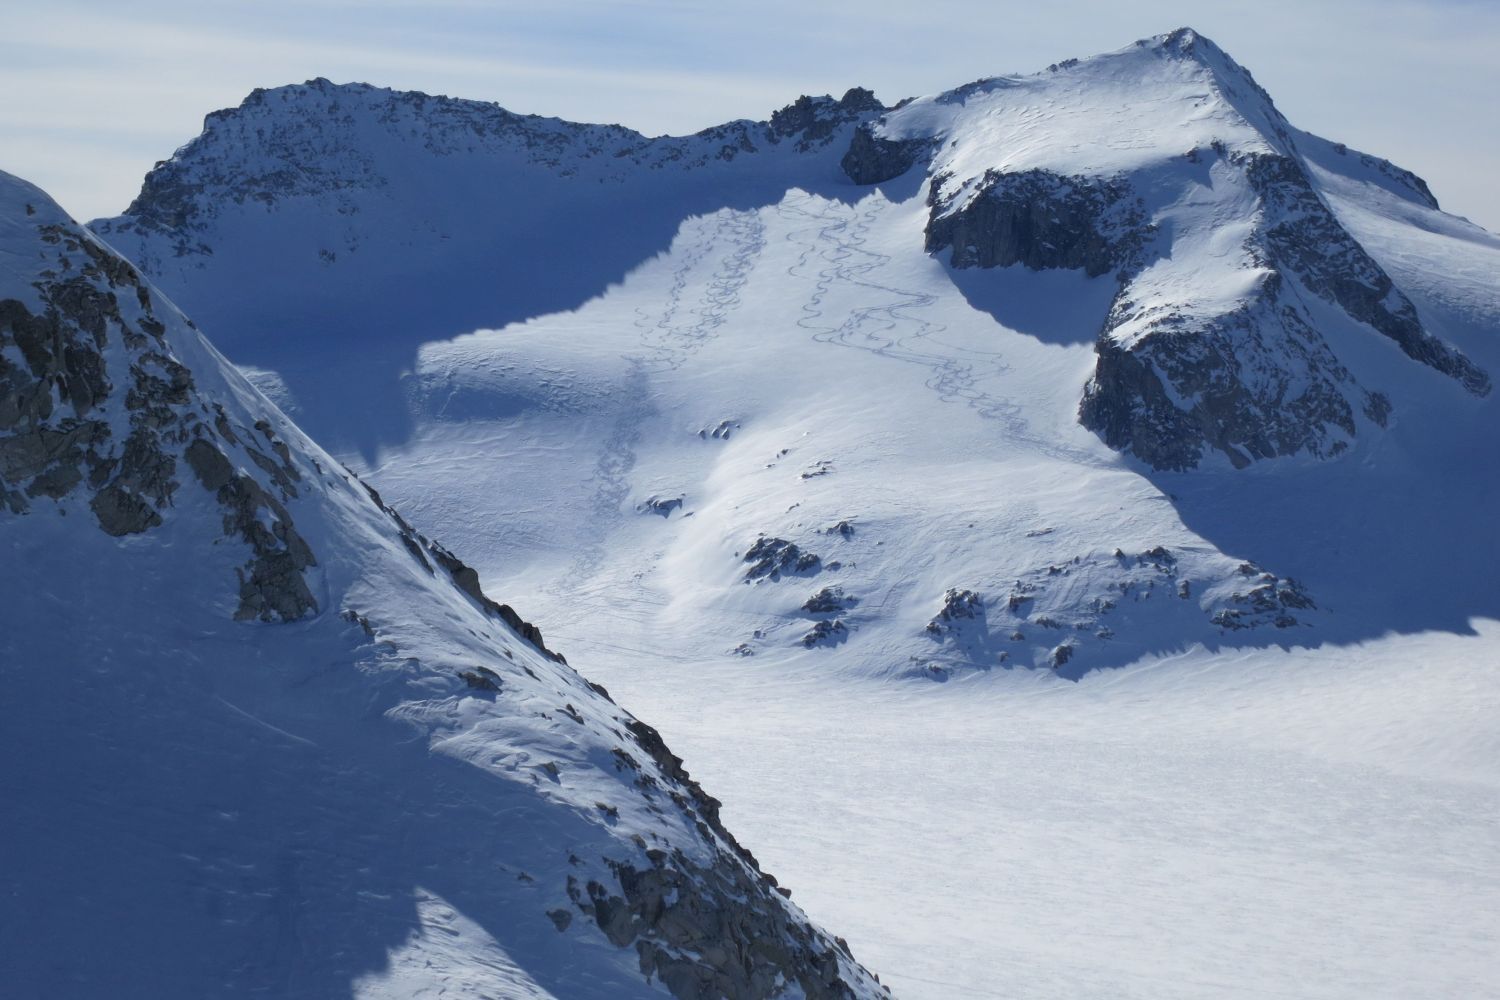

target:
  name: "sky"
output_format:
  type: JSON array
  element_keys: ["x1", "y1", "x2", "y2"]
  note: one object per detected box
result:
[{"x1": 5, "y1": 0, "x2": 1499, "y2": 230}]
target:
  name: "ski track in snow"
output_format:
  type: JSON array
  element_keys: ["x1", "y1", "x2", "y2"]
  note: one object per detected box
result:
[
  {"x1": 779, "y1": 192, "x2": 1102, "y2": 466},
  {"x1": 558, "y1": 209, "x2": 766, "y2": 588},
  {"x1": 635, "y1": 209, "x2": 767, "y2": 374}
]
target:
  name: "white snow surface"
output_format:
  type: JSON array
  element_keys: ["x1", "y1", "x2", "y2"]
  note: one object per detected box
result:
[
  {"x1": 75, "y1": 26, "x2": 1500, "y2": 999},
  {"x1": 634, "y1": 628, "x2": 1500, "y2": 1000}
]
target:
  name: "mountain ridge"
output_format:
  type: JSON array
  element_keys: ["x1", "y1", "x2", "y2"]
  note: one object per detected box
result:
[
  {"x1": 92, "y1": 28, "x2": 1488, "y2": 473},
  {"x1": 0, "y1": 168, "x2": 887, "y2": 999},
  {"x1": 82, "y1": 28, "x2": 1500, "y2": 683}
]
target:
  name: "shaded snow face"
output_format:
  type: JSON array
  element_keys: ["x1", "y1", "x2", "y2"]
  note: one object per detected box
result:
[
  {"x1": 89, "y1": 82, "x2": 888, "y2": 462},
  {"x1": 0, "y1": 173, "x2": 321, "y2": 620},
  {"x1": 0, "y1": 172, "x2": 889, "y2": 1000}
]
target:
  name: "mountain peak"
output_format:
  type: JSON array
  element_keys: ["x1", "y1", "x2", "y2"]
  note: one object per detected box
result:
[{"x1": 1156, "y1": 26, "x2": 1216, "y2": 57}]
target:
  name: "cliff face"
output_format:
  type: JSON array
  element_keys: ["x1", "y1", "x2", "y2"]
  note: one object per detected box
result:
[{"x1": 0, "y1": 171, "x2": 887, "y2": 999}]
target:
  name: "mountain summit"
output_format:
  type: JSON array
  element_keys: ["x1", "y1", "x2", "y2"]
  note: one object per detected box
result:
[{"x1": 846, "y1": 27, "x2": 1488, "y2": 468}]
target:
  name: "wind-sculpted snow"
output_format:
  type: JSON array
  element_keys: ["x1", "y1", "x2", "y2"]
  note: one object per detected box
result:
[{"x1": 0, "y1": 172, "x2": 887, "y2": 999}]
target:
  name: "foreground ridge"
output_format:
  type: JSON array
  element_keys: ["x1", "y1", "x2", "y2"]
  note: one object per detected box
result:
[{"x1": 0, "y1": 169, "x2": 887, "y2": 999}]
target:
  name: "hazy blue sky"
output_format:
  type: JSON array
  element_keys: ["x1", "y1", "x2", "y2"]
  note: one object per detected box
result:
[{"x1": 7, "y1": 0, "x2": 1498, "y2": 229}]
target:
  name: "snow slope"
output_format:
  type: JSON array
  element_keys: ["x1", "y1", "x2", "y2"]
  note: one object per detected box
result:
[
  {"x1": 82, "y1": 25, "x2": 1500, "y2": 998},
  {"x1": 0, "y1": 172, "x2": 886, "y2": 999}
]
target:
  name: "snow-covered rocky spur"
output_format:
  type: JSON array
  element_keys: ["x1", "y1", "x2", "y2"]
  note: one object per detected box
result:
[{"x1": 0, "y1": 170, "x2": 887, "y2": 999}]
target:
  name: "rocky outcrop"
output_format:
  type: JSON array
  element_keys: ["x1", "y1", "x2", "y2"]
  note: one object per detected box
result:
[
  {"x1": 1079, "y1": 275, "x2": 1381, "y2": 470},
  {"x1": 840, "y1": 122, "x2": 931, "y2": 185},
  {"x1": 1210, "y1": 563, "x2": 1316, "y2": 630},
  {"x1": 573, "y1": 720, "x2": 884, "y2": 1000},
  {"x1": 800, "y1": 619, "x2": 848, "y2": 648},
  {"x1": 770, "y1": 88, "x2": 885, "y2": 153},
  {"x1": 0, "y1": 211, "x2": 325, "y2": 621},
  {"x1": 1241, "y1": 151, "x2": 1490, "y2": 396},
  {"x1": 925, "y1": 169, "x2": 1148, "y2": 277},
  {"x1": 425, "y1": 537, "x2": 566, "y2": 663},
  {"x1": 988, "y1": 547, "x2": 1321, "y2": 672},
  {"x1": 743, "y1": 536, "x2": 822, "y2": 582},
  {"x1": 925, "y1": 587, "x2": 984, "y2": 636},
  {"x1": 639, "y1": 495, "x2": 684, "y2": 518},
  {"x1": 106, "y1": 80, "x2": 886, "y2": 244},
  {"x1": 0, "y1": 245, "x2": 177, "y2": 535},
  {"x1": 802, "y1": 586, "x2": 857, "y2": 615},
  {"x1": 1071, "y1": 140, "x2": 1477, "y2": 471},
  {"x1": 183, "y1": 437, "x2": 319, "y2": 621}
]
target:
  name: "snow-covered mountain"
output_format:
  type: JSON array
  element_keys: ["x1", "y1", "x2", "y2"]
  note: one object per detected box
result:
[
  {"x1": 61, "y1": 29, "x2": 1500, "y2": 996},
  {"x1": 89, "y1": 28, "x2": 1500, "y2": 682},
  {"x1": 853, "y1": 28, "x2": 1489, "y2": 469},
  {"x1": 0, "y1": 171, "x2": 887, "y2": 999}
]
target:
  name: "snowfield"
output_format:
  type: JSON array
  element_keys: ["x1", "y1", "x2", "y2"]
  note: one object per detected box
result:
[{"x1": 618, "y1": 627, "x2": 1500, "y2": 999}]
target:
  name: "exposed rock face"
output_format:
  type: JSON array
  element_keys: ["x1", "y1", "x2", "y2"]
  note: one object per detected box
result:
[
  {"x1": 426, "y1": 538, "x2": 566, "y2": 663},
  {"x1": 1240, "y1": 151, "x2": 1490, "y2": 396},
  {"x1": 1079, "y1": 272, "x2": 1382, "y2": 470},
  {"x1": 0, "y1": 210, "x2": 322, "y2": 620},
  {"x1": 106, "y1": 79, "x2": 886, "y2": 247},
  {"x1": 926, "y1": 169, "x2": 1148, "y2": 277},
  {"x1": 915, "y1": 146, "x2": 1487, "y2": 473},
  {"x1": 183, "y1": 436, "x2": 319, "y2": 621},
  {"x1": 840, "y1": 122, "x2": 931, "y2": 185},
  {"x1": 1071, "y1": 140, "x2": 1463, "y2": 470},
  {"x1": 770, "y1": 88, "x2": 885, "y2": 152},
  {"x1": 743, "y1": 536, "x2": 822, "y2": 582},
  {"x1": 595, "y1": 720, "x2": 885, "y2": 999},
  {"x1": 2, "y1": 248, "x2": 162, "y2": 530}
]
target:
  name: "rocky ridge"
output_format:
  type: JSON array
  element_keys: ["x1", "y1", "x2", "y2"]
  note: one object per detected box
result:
[
  {"x1": 0, "y1": 170, "x2": 886, "y2": 999},
  {"x1": 105, "y1": 81, "x2": 885, "y2": 246}
]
